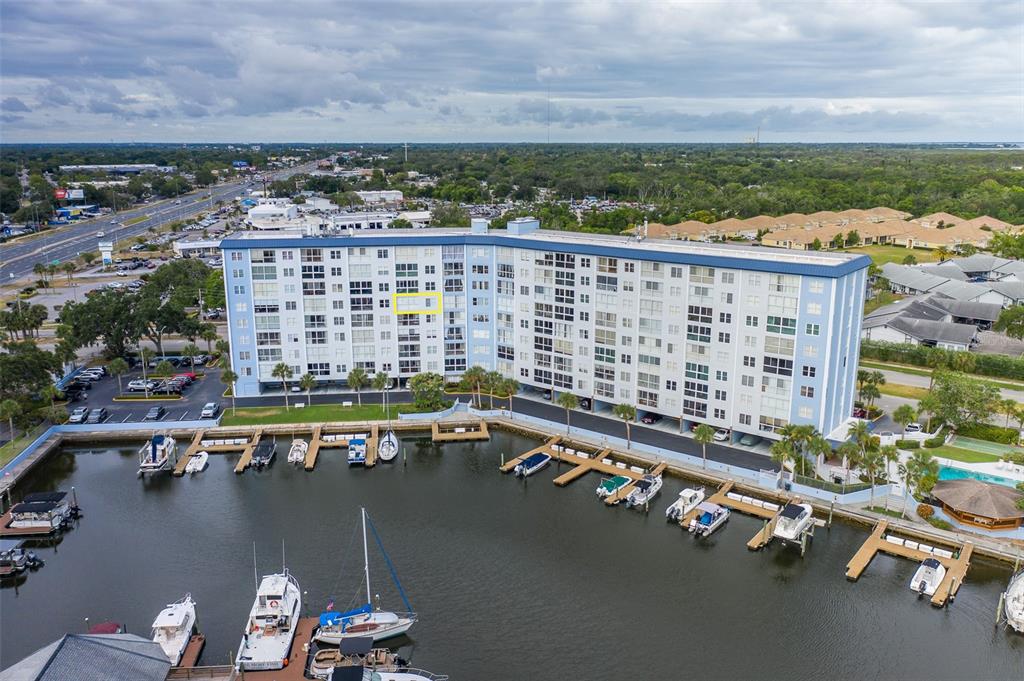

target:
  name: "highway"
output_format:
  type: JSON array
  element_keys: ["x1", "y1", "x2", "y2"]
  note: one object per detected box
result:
[{"x1": 1, "y1": 160, "x2": 319, "y2": 282}]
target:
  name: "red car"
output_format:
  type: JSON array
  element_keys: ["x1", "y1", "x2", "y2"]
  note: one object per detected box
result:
[{"x1": 174, "y1": 372, "x2": 197, "y2": 382}]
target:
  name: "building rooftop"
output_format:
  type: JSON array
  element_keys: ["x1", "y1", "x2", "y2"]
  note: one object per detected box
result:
[
  {"x1": 932, "y1": 479, "x2": 1024, "y2": 520},
  {"x1": 0, "y1": 634, "x2": 170, "y2": 681}
]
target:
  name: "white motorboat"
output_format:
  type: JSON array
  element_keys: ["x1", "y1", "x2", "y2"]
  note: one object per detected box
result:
[
  {"x1": 665, "y1": 487, "x2": 705, "y2": 521},
  {"x1": 772, "y1": 503, "x2": 815, "y2": 543},
  {"x1": 235, "y1": 570, "x2": 302, "y2": 671},
  {"x1": 909, "y1": 558, "x2": 946, "y2": 596},
  {"x1": 378, "y1": 430, "x2": 399, "y2": 462},
  {"x1": 309, "y1": 637, "x2": 408, "y2": 680},
  {"x1": 688, "y1": 502, "x2": 730, "y2": 537},
  {"x1": 596, "y1": 475, "x2": 631, "y2": 498},
  {"x1": 1004, "y1": 570, "x2": 1024, "y2": 633},
  {"x1": 185, "y1": 451, "x2": 209, "y2": 474},
  {"x1": 151, "y1": 593, "x2": 197, "y2": 666},
  {"x1": 625, "y1": 474, "x2": 662, "y2": 509},
  {"x1": 348, "y1": 438, "x2": 368, "y2": 465},
  {"x1": 513, "y1": 452, "x2": 551, "y2": 478},
  {"x1": 314, "y1": 509, "x2": 417, "y2": 645},
  {"x1": 138, "y1": 434, "x2": 175, "y2": 476},
  {"x1": 367, "y1": 669, "x2": 449, "y2": 681},
  {"x1": 287, "y1": 439, "x2": 308, "y2": 465}
]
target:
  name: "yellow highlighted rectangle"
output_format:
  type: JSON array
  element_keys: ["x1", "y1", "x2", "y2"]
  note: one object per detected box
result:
[{"x1": 392, "y1": 291, "x2": 442, "y2": 315}]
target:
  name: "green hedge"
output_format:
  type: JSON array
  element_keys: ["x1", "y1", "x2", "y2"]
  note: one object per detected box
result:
[
  {"x1": 860, "y1": 340, "x2": 1024, "y2": 381},
  {"x1": 956, "y1": 422, "x2": 1020, "y2": 444},
  {"x1": 896, "y1": 439, "x2": 920, "y2": 449}
]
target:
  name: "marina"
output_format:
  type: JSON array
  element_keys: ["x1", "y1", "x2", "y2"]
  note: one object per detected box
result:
[{"x1": 0, "y1": 431, "x2": 1021, "y2": 678}]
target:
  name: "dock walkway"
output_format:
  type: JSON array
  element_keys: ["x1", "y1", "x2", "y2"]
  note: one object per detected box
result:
[
  {"x1": 432, "y1": 420, "x2": 490, "y2": 442},
  {"x1": 366, "y1": 423, "x2": 379, "y2": 467},
  {"x1": 304, "y1": 425, "x2": 322, "y2": 470},
  {"x1": 242, "y1": 616, "x2": 316, "y2": 681},
  {"x1": 173, "y1": 431, "x2": 206, "y2": 476},
  {"x1": 233, "y1": 428, "x2": 263, "y2": 474},
  {"x1": 175, "y1": 634, "x2": 206, "y2": 668},
  {"x1": 500, "y1": 436, "x2": 560, "y2": 473}
]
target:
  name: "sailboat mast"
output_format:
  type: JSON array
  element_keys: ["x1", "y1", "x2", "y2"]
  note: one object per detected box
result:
[{"x1": 362, "y1": 507, "x2": 371, "y2": 604}]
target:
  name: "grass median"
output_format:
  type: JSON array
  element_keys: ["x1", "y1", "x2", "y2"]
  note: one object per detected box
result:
[
  {"x1": 878, "y1": 383, "x2": 928, "y2": 400},
  {"x1": 219, "y1": 403, "x2": 417, "y2": 426}
]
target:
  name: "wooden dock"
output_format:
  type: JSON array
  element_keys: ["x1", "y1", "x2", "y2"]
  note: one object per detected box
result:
[
  {"x1": 551, "y1": 447, "x2": 626, "y2": 486},
  {"x1": 0, "y1": 510, "x2": 56, "y2": 537},
  {"x1": 173, "y1": 431, "x2": 207, "y2": 476},
  {"x1": 365, "y1": 423, "x2": 379, "y2": 467},
  {"x1": 432, "y1": 420, "x2": 490, "y2": 442},
  {"x1": 233, "y1": 428, "x2": 263, "y2": 474},
  {"x1": 604, "y1": 462, "x2": 667, "y2": 506},
  {"x1": 845, "y1": 520, "x2": 973, "y2": 606},
  {"x1": 175, "y1": 634, "x2": 206, "y2": 668},
  {"x1": 303, "y1": 425, "x2": 322, "y2": 470},
  {"x1": 747, "y1": 511, "x2": 783, "y2": 550},
  {"x1": 242, "y1": 616, "x2": 316, "y2": 681},
  {"x1": 500, "y1": 436, "x2": 560, "y2": 473}
]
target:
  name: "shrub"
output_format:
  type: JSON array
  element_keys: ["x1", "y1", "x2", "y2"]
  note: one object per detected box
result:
[
  {"x1": 927, "y1": 517, "x2": 954, "y2": 531},
  {"x1": 916, "y1": 503, "x2": 934, "y2": 520},
  {"x1": 923, "y1": 435, "x2": 945, "y2": 448},
  {"x1": 896, "y1": 439, "x2": 920, "y2": 449},
  {"x1": 956, "y1": 422, "x2": 1019, "y2": 444},
  {"x1": 860, "y1": 340, "x2": 1024, "y2": 382}
]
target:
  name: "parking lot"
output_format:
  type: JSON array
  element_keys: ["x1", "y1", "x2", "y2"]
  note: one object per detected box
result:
[{"x1": 65, "y1": 363, "x2": 225, "y2": 424}]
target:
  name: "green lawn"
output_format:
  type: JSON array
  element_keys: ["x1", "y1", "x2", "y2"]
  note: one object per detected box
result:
[
  {"x1": 860, "y1": 360, "x2": 1024, "y2": 393},
  {"x1": 878, "y1": 383, "x2": 928, "y2": 400},
  {"x1": 219, "y1": 403, "x2": 417, "y2": 426},
  {"x1": 927, "y1": 445, "x2": 1000, "y2": 464},
  {"x1": 841, "y1": 245, "x2": 939, "y2": 267},
  {"x1": 0, "y1": 425, "x2": 47, "y2": 467},
  {"x1": 865, "y1": 506, "x2": 906, "y2": 519}
]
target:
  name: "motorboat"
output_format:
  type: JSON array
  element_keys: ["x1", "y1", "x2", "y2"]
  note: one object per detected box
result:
[
  {"x1": 138, "y1": 434, "x2": 175, "y2": 476},
  {"x1": 185, "y1": 451, "x2": 209, "y2": 474},
  {"x1": 1004, "y1": 570, "x2": 1024, "y2": 633},
  {"x1": 688, "y1": 502, "x2": 730, "y2": 537},
  {"x1": 514, "y1": 452, "x2": 551, "y2": 478},
  {"x1": 151, "y1": 594, "x2": 197, "y2": 666},
  {"x1": 314, "y1": 509, "x2": 417, "y2": 645},
  {"x1": 909, "y1": 558, "x2": 946, "y2": 597},
  {"x1": 6, "y1": 491, "x2": 76, "y2": 532},
  {"x1": 287, "y1": 439, "x2": 308, "y2": 465},
  {"x1": 596, "y1": 475, "x2": 631, "y2": 498},
  {"x1": 625, "y1": 474, "x2": 663, "y2": 509},
  {"x1": 378, "y1": 430, "x2": 399, "y2": 462},
  {"x1": 772, "y1": 503, "x2": 815, "y2": 543},
  {"x1": 0, "y1": 540, "x2": 43, "y2": 576},
  {"x1": 348, "y1": 438, "x2": 368, "y2": 466},
  {"x1": 251, "y1": 442, "x2": 275, "y2": 469},
  {"x1": 665, "y1": 487, "x2": 705, "y2": 521},
  {"x1": 309, "y1": 636, "x2": 408, "y2": 680},
  {"x1": 235, "y1": 570, "x2": 302, "y2": 671},
  {"x1": 87, "y1": 621, "x2": 125, "y2": 635}
]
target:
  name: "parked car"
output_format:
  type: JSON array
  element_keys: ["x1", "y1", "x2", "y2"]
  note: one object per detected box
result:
[
  {"x1": 904, "y1": 423, "x2": 923, "y2": 433},
  {"x1": 68, "y1": 407, "x2": 89, "y2": 424},
  {"x1": 640, "y1": 413, "x2": 662, "y2": 424},
  {"x1": 173, "y1": 372, "x2": 196, "y2": 383},
  {"x1": 85, "y1": 408, "x2": 108, "y2": 424},
  {"x1": 152, "y1": 382, "x2": 181, "y2": 395},
  {"x1": 542, "y1": 389, "x2": 552, "y2": 401},
  {"x1": 200, "y1": 402, "x2": 220, "y2": 418},
  {"x1": 204, "y1": 309, "x2": 221, "y2": 320},
  {"x1": 144, "y1": 406, "x2": 166, "y2": 421},
  {"x1": 738, "y1": 434, "x2": 762, "y2": 447},
  {"x1": 579, "y1": 398, "x2": 591, "y2": 411},
  {"x1": 127, "y1": 379, "x2": 158, "y2": 392},
  {"x1": 852, "y1": 407, "x2": 868, "y2": 419},
  {"x1": 713, "y1": 429, "x2": 730, "y2": 442}
]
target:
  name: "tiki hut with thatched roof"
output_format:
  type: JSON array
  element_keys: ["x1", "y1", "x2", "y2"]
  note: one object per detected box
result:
[{"x1": 931, "y1": 479, "x2": 1024, "y2": 530}]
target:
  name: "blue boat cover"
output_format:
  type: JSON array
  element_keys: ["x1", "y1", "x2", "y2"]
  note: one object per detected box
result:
[
  {"x1": 523, "y1": 453, "x2": 549, "y2": 467},
  {"x1": 698, "y1": 511, "x2": 714, "y2": 525},
  {"x1": 319, "y1": 603, "x2": 372, "y2": 628}
]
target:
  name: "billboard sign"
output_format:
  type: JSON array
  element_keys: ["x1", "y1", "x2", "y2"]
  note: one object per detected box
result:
[
  {"x1": 67, "y1": 189, "x2": 85, "y2": 200},
  {"x1": 54, "y1": 188, "x2": 67, "y2": 200}
]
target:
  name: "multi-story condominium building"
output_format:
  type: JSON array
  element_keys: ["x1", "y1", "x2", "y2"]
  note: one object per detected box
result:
[{"x1": 220, "y1": 218, "x2": 869, "y2": 441}]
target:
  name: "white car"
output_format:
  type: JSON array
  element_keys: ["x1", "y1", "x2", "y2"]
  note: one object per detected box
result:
[
  {"x1": 713, "y1": 429, "x2": 730, "y2": 442},
  {"x1": 68, "y1": 406, "x2": 90, "y2": 424},
  {"x1": 200, "y1": 402, "x2": 220, "y2": 418},
  {"x1": 904, "y1": 423, "x2": 923, "y2": 433}
]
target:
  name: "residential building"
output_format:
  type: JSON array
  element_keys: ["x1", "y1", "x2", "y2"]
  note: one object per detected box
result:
[
  {"x1": 0, "y1": 633, "x2": 171, "y2": 681},
  {"x1": 861, "y1": 294, "x2": 1000, "y2": 350},
  {"x1": 220, "y1": 218, "x2": 869, "y2": 441}
]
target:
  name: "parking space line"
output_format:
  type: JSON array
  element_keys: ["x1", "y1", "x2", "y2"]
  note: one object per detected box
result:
[
  {"x1": 178, "y1": 410, "x2": 188, "y2": 421},
  {"x1": 121, "y1": 413, "x2": 131, "y2": 423}
]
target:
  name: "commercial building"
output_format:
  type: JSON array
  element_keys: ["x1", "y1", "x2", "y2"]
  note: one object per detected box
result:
[
  {"x1": 220, "y1": 218, "x2": 869, "y2": 441},
  {"x1": 356, "y1": 190, "x2": 403, "y2": 204},
  {"x1": 57, "y1": 164, "x2": 176, "y2": 174}
]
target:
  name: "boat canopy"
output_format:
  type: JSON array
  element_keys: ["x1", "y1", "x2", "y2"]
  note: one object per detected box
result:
[
  {"x1": 922, "y1": 557, "x2": 942, "y2": 569},
  {"x1": 152, "y1": 604, "x2": 189, "y2": 628},
  {"x1": 350, "y1": 439, "x2": 366, "y2": 446},
  {"x1": 780, "y1": 504, "x2": 806, "y2": 519},
  {"x1": 10, "y1": 501, "x2": 61, "y2": 514},
  {"x1": 22, "y1": 491, "x2": 67, "y2": 504},
  {"x1": 339, "y1": 636, "x2": 374, "y2": 655},
  {"x1": 330, "y1": 667, "x2": 365, "y2": 681},
  {"x1": 695, "y1": 501, "x2": 722, "y2": 513},
  {"x1": 319, "y1": 603, "x2": 372, "y2": 627},
  {"x1": 523, "y1": 452, "x2": 550, "y2": 466},
  {"x1": 635, "y1": 479, "x2": 652, "y2": 491}
]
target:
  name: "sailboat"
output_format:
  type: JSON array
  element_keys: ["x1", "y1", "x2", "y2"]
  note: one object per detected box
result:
[
  {"x1": 314, "y1": 508, "x2": 417, "y2": 645},
  {"x1": 1003, "y1": 569, "x2": 1024, "y2": 633},
  {"x1": 378, "y1": 381, "x2": 399, "y2": 462}
]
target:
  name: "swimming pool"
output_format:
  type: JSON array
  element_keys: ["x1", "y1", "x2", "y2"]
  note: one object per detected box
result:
[{"x1": 937, "y1": 466, "x2": 1019, "y2": 488}]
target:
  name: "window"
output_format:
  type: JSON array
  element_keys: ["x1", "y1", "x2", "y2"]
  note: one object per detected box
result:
[
  {"x1": 665, "y1": 379, "x2": 678, "y2": 391},
  {"x1": 764, "y1": 336, "x2": 795, "y2": 356},
  {"x1": 718, "y1": 332, "x2": 731, "y2": 344},
  {"x1": 684, "y1": 362, "x2": 709, "y2": 381},
  {"x1": 745, "y1": 315, "x2": 758, "y2": 327},
  {"x1": 763, "y1": 357, "x2": 794, "y2": 376},
  {"x1": 713, "y1": 408, "x2": 726, "y2": 419},
  {"x1": 689, "y1": 266, "x2": 714, "y2": 284},
  {"x1": 739, "y1": 414, "x2": 752, "y2": 426},
  {"x1": 285, "y1": 301, "x2": 297, "y2": 311},
  {"x1": 595, "y1": 347, "x2": 616, "y2": 363},
  {"x1": 809, "y1": 280, "x2": 825, "y2": 294},
  {"x1": 806, "y1": 323, "x2": 820, "y2": 336},
  {"x1": 719, "y1": 312, "x2": 732, "y2": 324},
  {"x1": 743, "y1": 355, "x2": 756, "y2": 368},
  {"x1": 802, "y1": 365, "x2": 816, "y2": 378},
  {"x1": 720, "y1": 272, "x2": 735, "y2": 284},
  {"x1": 741, "y1": 375, "x2": 755, "y2": 387},
  {"x1": 800, "y1": 386, "x2": 815, "y2": 398},
  {"x1": 683, "y1": 399, "x2": 707, "y2": 418},
  {"x1": 766, "y1": 316, "x2": 797, "y2": 335},
  {"x1": 804, "y1": 345, "x2": 819, "y2": 358},
  {"x1": 687, "y1": 305, "x2": 712, "y2": 324},
  {"x1": 806, "y1": 302, "x2": 822, "y2": 315},
  {"x1": 714, "y1": 389, "x2": 727, "y2": 401},
  {"x1": 300, "y1": 248, "x2": 323, "y2": 262},
  {"x1": 715, "y1": 370, "x2": 728, "y2": 381}
]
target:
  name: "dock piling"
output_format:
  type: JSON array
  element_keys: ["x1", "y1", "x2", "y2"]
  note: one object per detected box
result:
[{"x1": 997, "y1": 592, "x2": 1006, "y2": 626}]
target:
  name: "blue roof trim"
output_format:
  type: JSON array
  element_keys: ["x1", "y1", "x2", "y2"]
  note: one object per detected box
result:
[{"x1": 220, "y1": 234, "x2": 871, "y2": 278}]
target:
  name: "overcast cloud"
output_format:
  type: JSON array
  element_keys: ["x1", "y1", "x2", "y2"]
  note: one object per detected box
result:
[{"x1": 0, "y1": 0, "x2": 1020, "y2": 142}]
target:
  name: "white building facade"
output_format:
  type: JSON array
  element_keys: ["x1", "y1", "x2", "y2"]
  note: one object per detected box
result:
[{"x1": 221, "y1": 219, "x2": 869, "y2": 441}]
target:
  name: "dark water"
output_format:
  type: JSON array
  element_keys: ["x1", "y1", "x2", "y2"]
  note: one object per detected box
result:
[{"x1": 2, "y1": 431, "x2": 1022, "y2": 680}]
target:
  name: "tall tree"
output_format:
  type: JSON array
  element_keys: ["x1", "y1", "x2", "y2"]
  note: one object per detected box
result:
[
  {"x1": 0, "y1": 399, "x2": 22, "y2": 442},
  {"x1": 994, "y1": 306, "x2": 1024, "y2": 341},
  {"x1": 693, "y1": 424, "x2": 715, "y2": 469},
  {"x1": 347, "y1": 367, "x2": 368, "y2": 406},
  {"x1": 298, "y1": 372, "x2": 317, "y2": 406},
  {"x1": 614, "y1": 403, "x2": 637, "y2": 448},
  {"x1": 272, "y1": 362, "x2": 294, "y2": 410},
  {"x1": 556, "y1": 392, "x2": 579, "y2": 433},
  {"x1": 108, "y1": 357, "x2": 129, "y2": 395},
  {"x1": 892, "y1": 404, "x2": 918, "y2": 431}
]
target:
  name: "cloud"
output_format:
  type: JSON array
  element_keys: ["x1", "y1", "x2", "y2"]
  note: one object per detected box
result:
[{"x1": 0, "y1": 0, "x2": 1017, "y2": 141}]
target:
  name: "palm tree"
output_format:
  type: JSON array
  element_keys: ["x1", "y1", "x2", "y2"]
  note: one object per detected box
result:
[
  {"x1": 613, "y1": 403, "x2": 637, "y2": 448},
  {"x1": 272, "y1": 362, "x2": 294, "y2": 410},
  {"x1": 859, "y1": 382, "x2": 881, "y2": 409},
  {"x1": 182, "y1": 343, "x2": 200, "y2": 373},
  {"x1": 201, "y1": 327, "x2": 219, "y2": 355},
  {"x1": 806, "y1": 433, "x2": 833, "y2": 472},
  {"x1": 693, "y1": 423, "x2": 715, "y2": 469},
  {"x1": 501, "y1": 378, "x2": 518, "y2": 415},
  {"x1": 892, "y1": 404, "x2": 917, "y2": 431},
  {"x1": 879, "y1": 445, "x2": 900, "y2": 512},
  {"x1": 485, "y1": 370, "x2": 502, "y2": 409},
  {"x1": 215, "y1": 339, "x2": 230, "y2": 358},
  {"x1": 0, "y1": 399, "x2": 22, "y2": 442},
  {"x1": 372, "y1": 372, "x2": 391, "y2": 420},
  {"x1": 108, "y1": 357, "x2": 129, "y2": 395},
  {"x1": 61, "y1": 261, "x2": 76, "y2": 286},
  {"x1": 220, "y1": 368, "x2": 238, "y2": 415},
  {"x1": 837, "y1": 440, "x2": 860, "y2": 485},
  {"x1": 935, "y1": 245, "x2": 952, "y2": 262},
  {"x1": 462, "y1": 365, "x2": 487, "y2": 408},
  {"x1": 32, "y1": 262, "x2": 47, "y2": 287},
  {"x1": 861, "y1": 447, "x2": 886, "y2": 509},
  {"x1": 900, "y1": 449, "x2": 939, "y2": 517},
  {"x1": 138, "y1": 347, "x2": 154, "y2": 397},
  {"x1": 556, "y1": 392, "x2": 579, "y2": 433},
  {"x1": 856, "y1": 369, "x2": 870, "y2": 393},
  {"x1": 41, "y1": 384, "x2": 62, "y2": 409},
  {"x1": 298, "y1": 372, "x2": 317, "y2": 406},
  {"x1": 346, "y1": 367, "x2": 368, "y2": 406},
  {"x1": 1000, "y1": 398, "x2": 1018, "y2": 428},
  {"x1": 155, "y1": 359, "x2": 174, "y2": 377}
]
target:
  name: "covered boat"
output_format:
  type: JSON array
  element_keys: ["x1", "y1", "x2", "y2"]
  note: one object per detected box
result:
[
  {"x1": 772, "y1": 503, "x2": 815, "y2": 543},
  {"x1": 596, "y1": 475, "x2": 631, "y2": 498},
  {"x1": 348, "y1": 439, "x2": 367, "y2": 466},
  {"x1": 625, "y1": 474, "x2": 663, "y2": 509},
  {"x1": 1004, "y1": 570, "x2": 1024, "y2": 633},
  {"x1": 514, "y1": 452, "x2": 551, "y2": 478},
  {"x1": 665, "y1": 488, "x2": 705, "y2": 521},
  {"x1": 138, "y1": 434, "x2": 175, "y2": 476},
  {"x1": 688, "y1": 501, "x2": 730, "y2": 537},
  {"x1": 910, "y1": 558, "x2": 946, "y2": 596},
  {"x1": 151, "y1": 593, "x2": 197, "y2": 666},
  {"x1": 252, "y1": 442, "x2": 276, "y2": 469},
  {"x1": 7, "y1": 492, "x2": 74, "y2": 532}
]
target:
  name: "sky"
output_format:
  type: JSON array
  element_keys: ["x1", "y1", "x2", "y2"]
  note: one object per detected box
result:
[{"x1": 1, "y1": 0, "x2": 1021, "y2": 143}]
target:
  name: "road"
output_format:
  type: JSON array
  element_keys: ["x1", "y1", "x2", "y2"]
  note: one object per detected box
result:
[
  {"x1": 871, "y1": 366, "x2": 1024, "y2": 403},
  {"x1": 1, "y1": 160, "x2": 320, "y2": 281}
]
